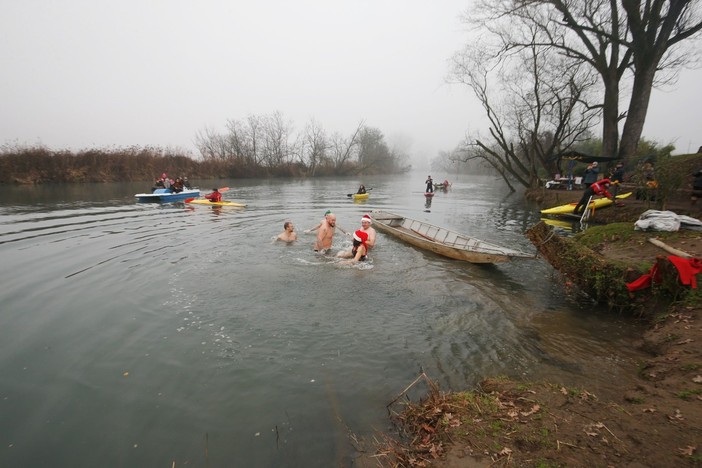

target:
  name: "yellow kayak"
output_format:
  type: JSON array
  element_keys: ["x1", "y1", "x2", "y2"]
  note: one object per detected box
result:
[
  {"x1": 352, "y1": 193, "x2": 369, "y2": 200},
  {"x1": 540, "y1": 192, "x2": 631, "y2": 215},
  {"x1": 187, "y1": 199, "x2": 247, "y2": 207}
]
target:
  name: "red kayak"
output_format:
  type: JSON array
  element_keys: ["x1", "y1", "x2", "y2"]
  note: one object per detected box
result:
[{"x1": 424, "y1": 192, "x2": 435, "y2": 197}]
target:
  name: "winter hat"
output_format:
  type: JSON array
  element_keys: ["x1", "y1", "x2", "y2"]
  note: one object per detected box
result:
[
  {"x1": 361, "y1": 214, "x2": 372, "y2": 224},
  {"x1": 353, "y1": 230, "x2": 369, "y2": 243},
  {"x1": 324, "y1": 210, "x2": 332, "y2": 216}
]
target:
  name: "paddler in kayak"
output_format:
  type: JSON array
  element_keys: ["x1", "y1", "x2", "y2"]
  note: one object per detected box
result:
[{"x1": 204, "y1": 188, "x2": 222, "y2": 203}]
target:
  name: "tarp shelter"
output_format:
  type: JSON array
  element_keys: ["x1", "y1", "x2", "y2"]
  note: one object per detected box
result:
[
  {"x1": 559, "y1": 150, "x2": 620, "y2": 164},
  {"x1": 557, "y1": 151, "x2": 621, "y2": 181}
]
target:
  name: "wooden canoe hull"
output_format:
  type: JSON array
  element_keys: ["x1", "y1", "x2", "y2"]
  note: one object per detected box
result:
[{"x1": 371, "y1": 210, "x2": 535, "y2": 264}]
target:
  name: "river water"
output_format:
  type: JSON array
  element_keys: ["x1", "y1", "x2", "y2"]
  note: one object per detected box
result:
[{"x1": 0, "y1": 173, "x2": 646, "y2": 467}]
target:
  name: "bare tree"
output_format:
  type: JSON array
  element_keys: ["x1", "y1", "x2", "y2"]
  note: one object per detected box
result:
[
  {"x1": 328, "y1": 121, "x2": 364, "y2": 170},
  {"x1": 301, "y1": 118, "x2": 328, "y2": 176},
  {"x1": 450, "y1": 30, "x2": 599, "y2": 189},
  {"x1": 472, "y1": 0, "x2": 702, "y2": 161},
  {"x1": 195, "y1": 126, "x2": 231, "y2": 161}
]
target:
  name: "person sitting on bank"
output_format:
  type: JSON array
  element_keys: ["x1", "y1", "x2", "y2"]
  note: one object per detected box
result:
[
  {"x1": 574, "y1": 178, "x2": 614, "y2": 214},
  {"x1": 276, "y1": 221, "x2": 297, "y2": 243},
  {"x1": 357, "y1": 184, "x2": 367, "y2": 194},
  {"x1": 338, "y1": 230, "x2": 369, "y2": 264},
  {"x1": 204, "y1": 188, "x2": 222, "y2": 203}
]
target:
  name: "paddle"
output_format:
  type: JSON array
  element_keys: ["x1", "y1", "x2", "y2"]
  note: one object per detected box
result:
[{"x1": 346, "y1": 188, "x2": 373, "y2": 197}]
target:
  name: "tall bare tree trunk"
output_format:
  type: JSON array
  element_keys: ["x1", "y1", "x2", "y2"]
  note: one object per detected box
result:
[{"x1": 619, "y1": 66, "x2": 656, "y2": 160}]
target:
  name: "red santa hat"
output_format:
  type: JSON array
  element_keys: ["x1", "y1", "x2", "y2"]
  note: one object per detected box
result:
[
  {"x1": 360, "y1": 214, "x2": 372, "y2": 224},
  {"x1": 353, "y1": 230, "x2": 369, "y2": 244}
]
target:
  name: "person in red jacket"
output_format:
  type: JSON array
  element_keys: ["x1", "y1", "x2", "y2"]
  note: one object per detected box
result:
[
  {"x1": 573, "y1": 178, "x2": 613, "y2": 214},
  {"x1": 204, "y1": 188, "x2": 222, "y2": 203}
]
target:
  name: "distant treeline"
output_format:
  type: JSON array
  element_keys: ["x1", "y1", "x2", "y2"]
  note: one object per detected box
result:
[{"x1": 0, "y1": 140, "x2": 409, "y2": 185}]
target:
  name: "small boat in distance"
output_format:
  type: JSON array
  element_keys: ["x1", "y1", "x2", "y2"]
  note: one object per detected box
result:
[
  {"x1": 135, "y1": 188, "x2": 200, "y2": 203},
  {"x1": 352, "y1": 192, "x2": 369, "y2": 200},
  {"x1": 371, "y1": 210, "x2": 536, "y2": 264}
]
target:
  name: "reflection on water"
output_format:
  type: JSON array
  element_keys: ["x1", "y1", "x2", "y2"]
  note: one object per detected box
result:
[{"x1": 0, "y1": 174, "x2": 646, "y2": 467}]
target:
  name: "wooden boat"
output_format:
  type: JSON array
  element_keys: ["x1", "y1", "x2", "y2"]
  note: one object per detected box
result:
[
  {"x1": 371, "y1": 210, "x2": 535, "y2": 264},
  {"x1": 135, "y1": 188, "x2": 200, "y2": 203},
  {"x1": 540, "y1": 192, "x2": 632, "y2": 215},
  {"x1": 186, "y1": 199, "x2": 247, "y2": 207}
]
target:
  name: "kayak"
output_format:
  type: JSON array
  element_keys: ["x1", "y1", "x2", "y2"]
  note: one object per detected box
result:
[
  {"x1": 424, "y1": 192, "x2": 435, "y2": 197},
  {"x1": 135, "y1": 188, "x2": 200, "y2": 203},
  {"x1": 540, "y1": 192, "x2": 632, "y2": 215},
  {"x1": 187, "y1": 199, "x2": 247, "y2": 207},
  {"x1": 352, "y1": 193, "x2": 369, "y2": 200}
]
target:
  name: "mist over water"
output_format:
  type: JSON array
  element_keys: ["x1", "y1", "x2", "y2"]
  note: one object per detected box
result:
[{"x1": 0, "y1": 173, "x2": 646, "y2": 466}]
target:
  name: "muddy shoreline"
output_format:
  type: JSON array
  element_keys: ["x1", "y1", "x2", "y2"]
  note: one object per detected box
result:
[{"x1": 376, "y1": 187, "x2": 702, "y2": 467}]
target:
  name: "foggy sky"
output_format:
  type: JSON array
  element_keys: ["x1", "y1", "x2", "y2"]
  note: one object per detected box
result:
[{"x1": 1, "y1": 1, "x2": 700, "y2": 163}]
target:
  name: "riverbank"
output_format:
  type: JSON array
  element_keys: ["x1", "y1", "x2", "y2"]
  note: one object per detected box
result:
[{"x1": 377, "y1": 187, "x2": 702, "y2": 467}]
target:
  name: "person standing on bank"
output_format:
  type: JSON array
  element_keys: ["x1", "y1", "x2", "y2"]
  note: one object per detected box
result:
[
  {"x1": 610, "y1": 162, "x2": 625, "y2": 197},
  {"x1": 583, "y1": 162, "x2": 600, "y2": 188},
  {"x1": 574, "y1": 178, "x2": 614, "y2": 214},
  {"x1": 425, "y1": 175, "x2": 434, "y2": 193}
]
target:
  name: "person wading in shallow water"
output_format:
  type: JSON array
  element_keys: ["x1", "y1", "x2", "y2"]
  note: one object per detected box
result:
[
  {"x1": 276, "y1": 221, "x2": 297, "y2": 243},
  {"x1": 314, "y1": 213, "x2": 336, "y2": 254},
  {"x1": 338, "y1": 230, "x2": 369, "y2": 265}
]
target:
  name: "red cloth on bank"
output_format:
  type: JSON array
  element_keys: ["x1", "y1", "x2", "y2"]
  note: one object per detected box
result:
[{"x1": 626, "y1": 255, "x2": 702, "y2": 292}]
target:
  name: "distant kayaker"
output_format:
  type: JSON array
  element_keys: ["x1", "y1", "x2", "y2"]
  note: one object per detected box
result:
[
  {"x1": 338, "y1": 230, "x2": 369, "y2": 265},
  {"x1": 425, "y1": 175, "x2": 434, "y2": 193},
  {"x1": 314, "y1": 213, "x2": 337, "y2": 254},
  {"x1": 276, "y1": 221, "x2": 297, "y2": 243},
  {"x1": 205, "y1": 188, "x2": 222, "y2": 203},
  {"x1": 357, "y1": 184, "x2": 367, "y2": 194},
  {"x1": 573, "y1": 178, "x2": 613, "y2": 214}
]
